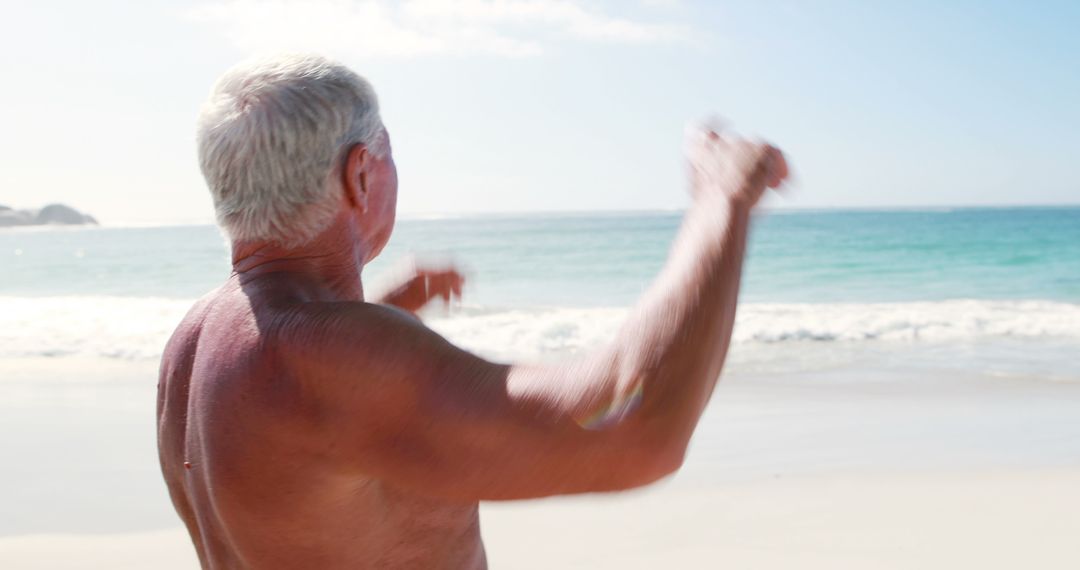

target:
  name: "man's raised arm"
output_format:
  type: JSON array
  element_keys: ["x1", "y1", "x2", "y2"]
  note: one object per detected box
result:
[{"x1": 283, "y1": 129, "x2": 787, "y2": 501}]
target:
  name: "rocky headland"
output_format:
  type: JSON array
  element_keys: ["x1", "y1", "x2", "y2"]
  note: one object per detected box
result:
[{"x1": 0, "y1": 204, "x2": 98, "y2": 227}]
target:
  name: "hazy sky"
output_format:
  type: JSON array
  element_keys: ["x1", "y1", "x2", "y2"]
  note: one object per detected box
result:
[{"x1": 1, "y1": 0, "x2": 1077, "y2": 224}]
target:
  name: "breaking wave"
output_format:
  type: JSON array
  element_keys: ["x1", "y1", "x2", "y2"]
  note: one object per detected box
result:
[{"x1": 2, "y1": 296, "x2": 1078, "y2": 362}]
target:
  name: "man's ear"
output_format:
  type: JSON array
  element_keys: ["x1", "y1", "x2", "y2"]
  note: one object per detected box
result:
[{"x1": 342, "y1": 143, "x2": 370, "y2": 213}]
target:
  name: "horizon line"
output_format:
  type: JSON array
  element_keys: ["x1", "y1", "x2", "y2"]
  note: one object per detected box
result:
[{"x1": 88, "y1": 202, "x2": 1080, "y2": 227}]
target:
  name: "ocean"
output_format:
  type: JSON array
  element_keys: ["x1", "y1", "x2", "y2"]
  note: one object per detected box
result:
[{"x1": 2, "y1": 207, "x2": 1079, "y2": 377}]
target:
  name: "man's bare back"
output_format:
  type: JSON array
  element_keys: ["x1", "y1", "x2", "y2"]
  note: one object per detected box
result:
[
  {"x1": 159, "y1": 278, "x2": 485, "y2": 569},
  {"x1": 159, "y1": 55, "x2": 787, "y2": 569}
]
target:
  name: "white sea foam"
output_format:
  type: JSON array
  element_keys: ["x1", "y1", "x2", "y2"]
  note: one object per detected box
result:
[
  {"x1": 1, "y1": 296, "x2": 1078, "y2": 363},
  {"x1": 0, "y1": 296, "x2": 193, "y2": 361},
  {"x1": 428, "y1": 300, "x2": 1080, "y2": 361}
]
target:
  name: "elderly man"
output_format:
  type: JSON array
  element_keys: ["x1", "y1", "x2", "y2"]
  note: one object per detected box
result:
[{"x1": 158, "y1": 54, "x2": 788, "y2": 569}]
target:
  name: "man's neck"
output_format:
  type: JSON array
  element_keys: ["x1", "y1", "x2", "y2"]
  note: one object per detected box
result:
[{"x1": 230, "y1": 216, "x2": 368, "y2": 302}]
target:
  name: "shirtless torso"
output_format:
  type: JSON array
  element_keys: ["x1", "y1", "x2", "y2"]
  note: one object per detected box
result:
[{"x1": 158, "y1": 280, "x2": 486, "y2": 569}]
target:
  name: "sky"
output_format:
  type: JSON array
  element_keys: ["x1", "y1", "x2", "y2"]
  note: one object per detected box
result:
[{"x1": 0, "y1": 0, "x2": 1077, "y2": 224}]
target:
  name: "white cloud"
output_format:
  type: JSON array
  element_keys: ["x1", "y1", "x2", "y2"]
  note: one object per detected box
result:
[
  {"x1": 187, "y1": 0, "x2": 690, "y2": 58},
  {"x1": 639, "y1": 0, "x2": 684, "y2": 8}
]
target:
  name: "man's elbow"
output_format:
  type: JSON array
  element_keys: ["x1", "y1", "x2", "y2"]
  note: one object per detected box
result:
[
  {"x1": 645, "y1": 435, "x2": 689, "y2": 483},
  {"x1": 613, "y1": 429, "x2": 688, "y2": 490}
]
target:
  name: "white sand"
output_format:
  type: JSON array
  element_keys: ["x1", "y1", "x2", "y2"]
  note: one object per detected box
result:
[
  {"x1": 0, "y1": 530, "x2": 198, "y2": 570},
  {"x1": 3, "y1": 470, "x2": 1078, "y2": 569},
  {"x1": 2, "y1": 356, "x2": 1079, "y2": 568},
  {"x1": 483, "y1": 470, "x2": 1080, "y2": 569}
]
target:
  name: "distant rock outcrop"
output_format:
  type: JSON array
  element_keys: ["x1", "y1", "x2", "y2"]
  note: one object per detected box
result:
[{"x1": 0, "y1": 204, "x2": 98, "y2": 227}]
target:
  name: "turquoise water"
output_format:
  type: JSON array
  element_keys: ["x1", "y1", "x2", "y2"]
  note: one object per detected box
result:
[
  {"x1": 3, "y1": 207, "x2": 1078, "y2": 305},
  {"x1": 749, "y1": 207, "x2": 1080, "y2": 303},
  {"x1": 1, "y1": 207, "x2": 1078, "y2": 367}
]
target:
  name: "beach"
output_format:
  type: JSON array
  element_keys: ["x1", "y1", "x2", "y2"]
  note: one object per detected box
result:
[
  {"x1": 2, "y1": 209, "x2": 1079, "y2": 568},
  {"x1": 2, "y1": 356, "x2": 1079, "y2": 568}
]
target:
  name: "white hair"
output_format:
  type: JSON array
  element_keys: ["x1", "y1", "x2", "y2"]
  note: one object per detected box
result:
[{"x1": 197, "y1": 54, "x2": 386, "y2": 247}]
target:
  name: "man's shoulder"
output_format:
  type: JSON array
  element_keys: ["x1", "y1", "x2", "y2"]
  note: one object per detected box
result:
[
  {"x1": 160, "y1": 284, "x2": 272, "y2": 378},
  {"x1": 163, "y1": 287, "x2": 234, "y2": 356},
  {"x1": 164, "y1": 289, "x2": 443, "y2": 389},
  {"x1": 270, "y1": 300, "x2": 454, "y2": 388},
  {"x1": 276, "y1": 299, "x2": 425, "y2": 346},
  {"x1": 160, "y1": 291, "x2": 216, "y2": 372}
]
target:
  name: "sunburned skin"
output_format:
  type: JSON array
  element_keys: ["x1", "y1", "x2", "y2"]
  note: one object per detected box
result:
[{"x1": 158, "y1": 125, "x2": 788, "y2": 569}]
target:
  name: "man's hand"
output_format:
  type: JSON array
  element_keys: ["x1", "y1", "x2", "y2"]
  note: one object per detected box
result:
[
  {"x1": 686, "y1": 124, "x2": 788, "y2": 208},
  {"x1": 375, "y1": 265, "x2": 465, "y2": 314}
]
